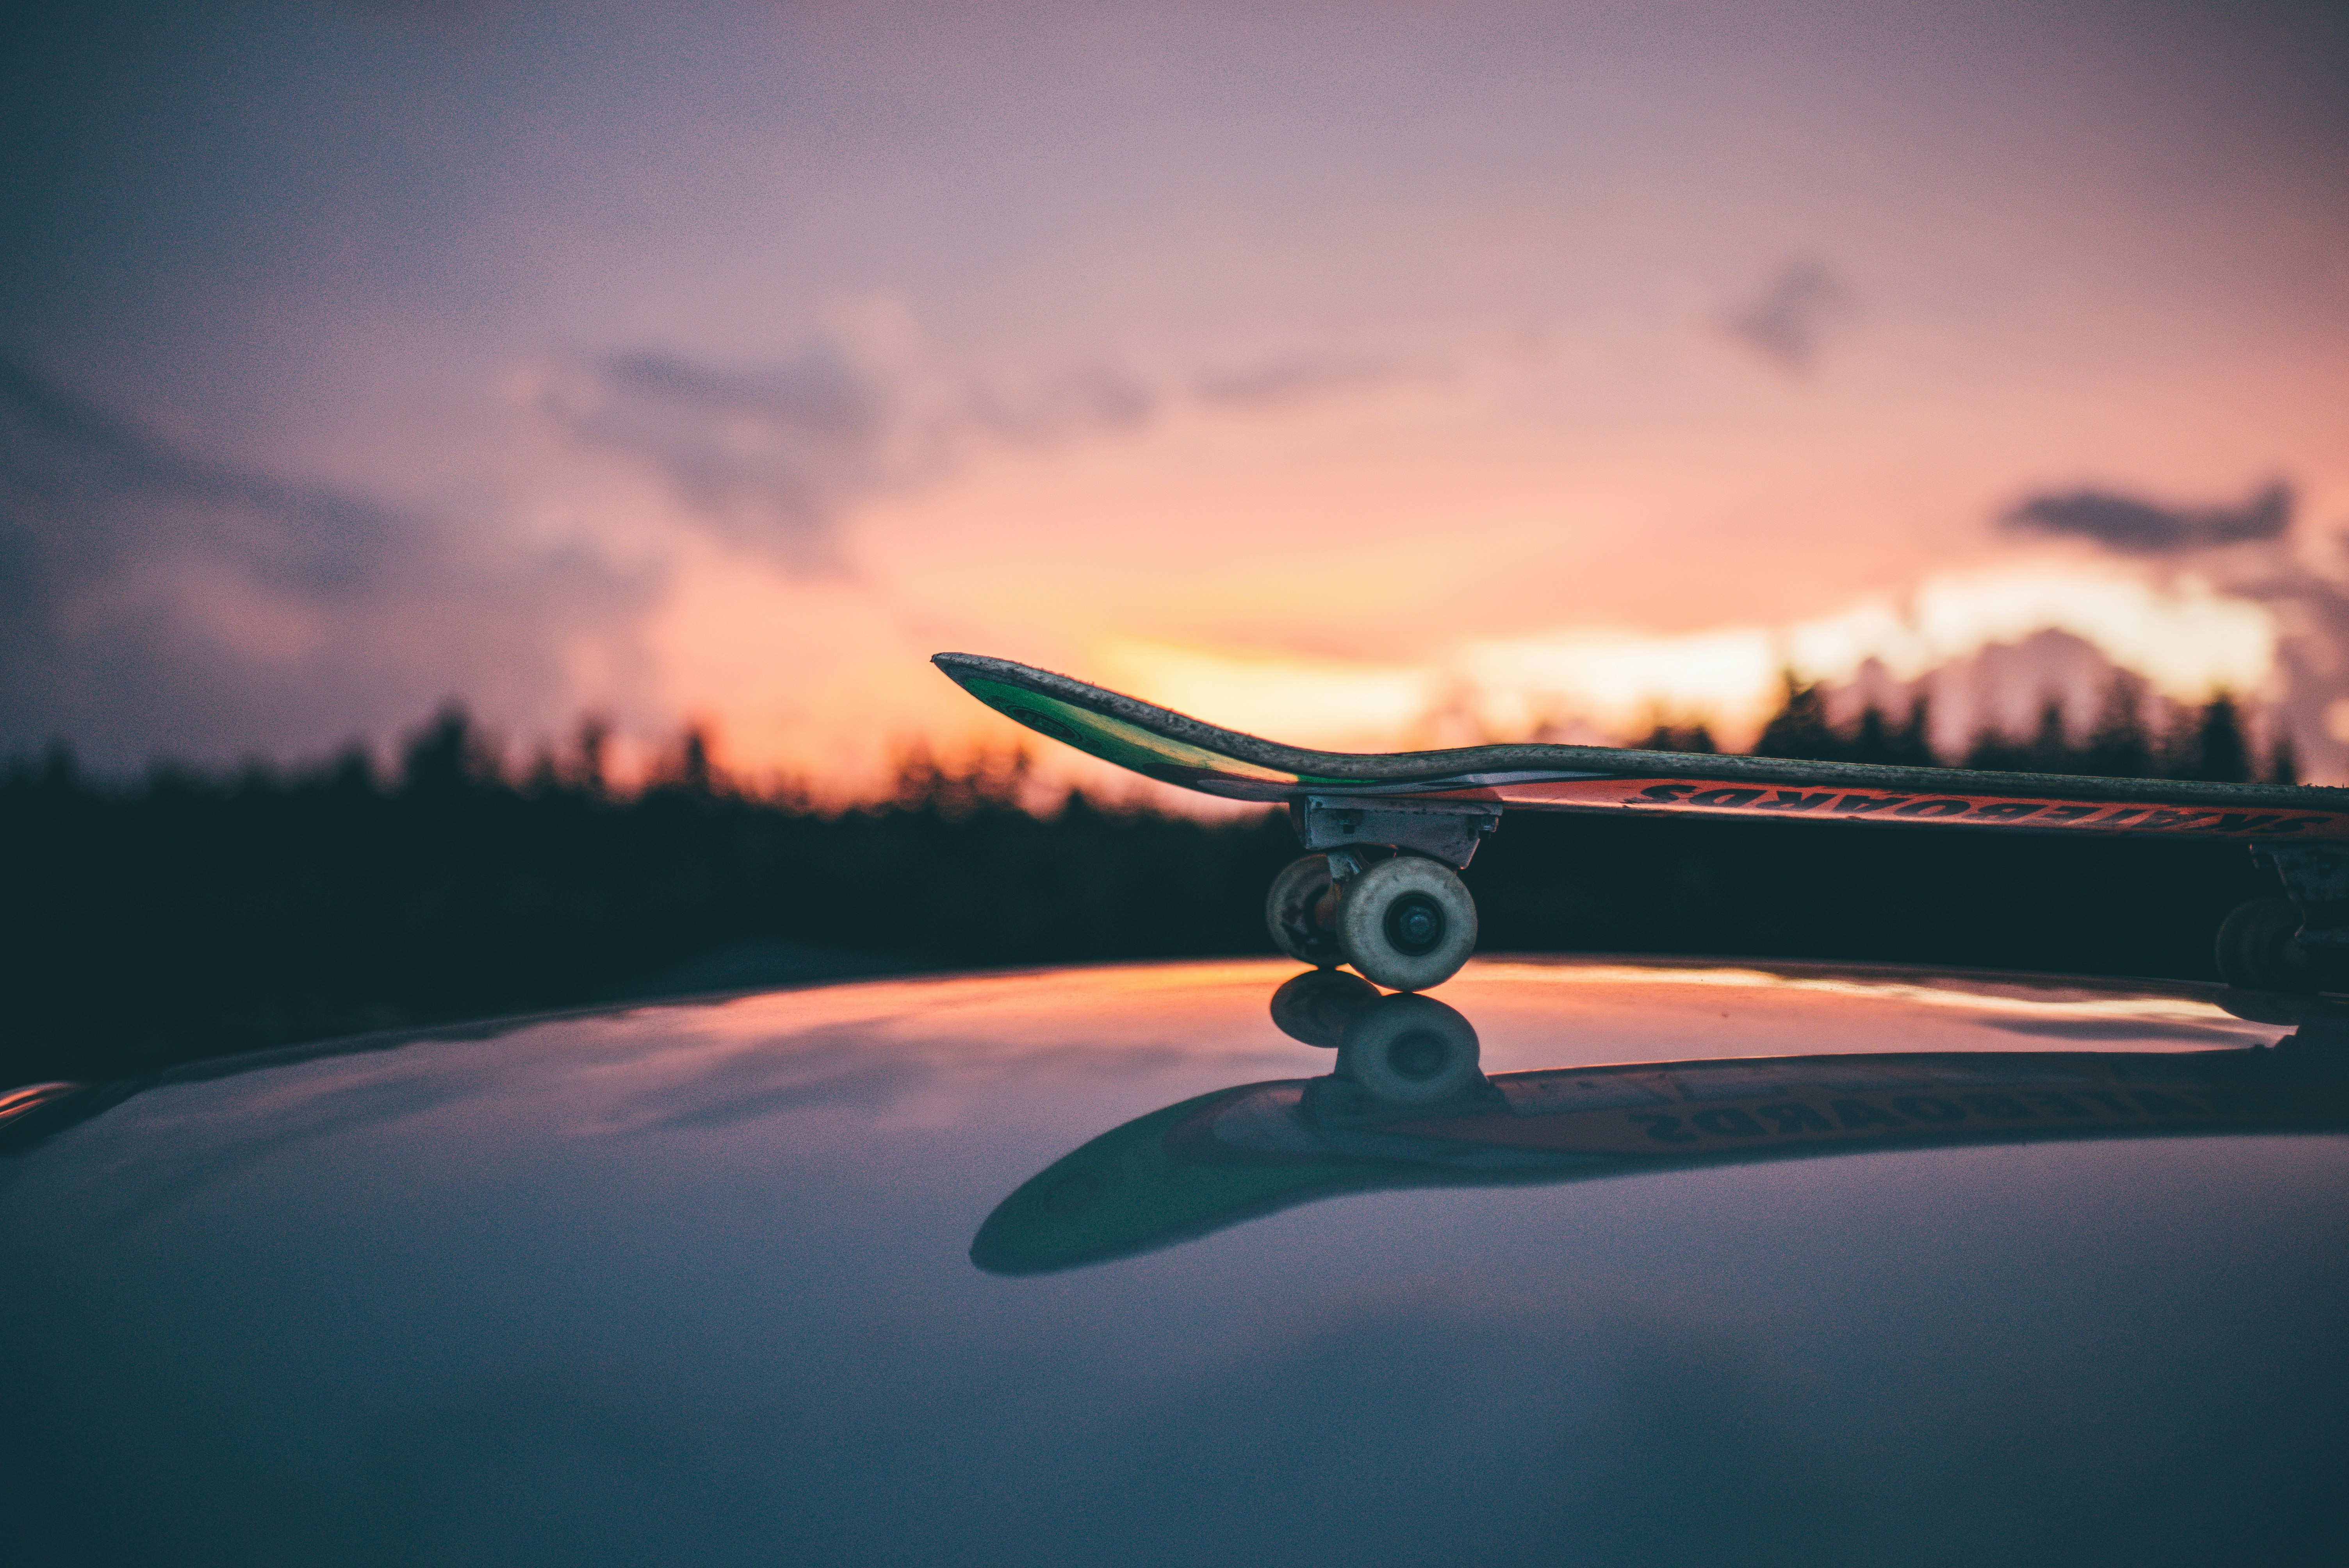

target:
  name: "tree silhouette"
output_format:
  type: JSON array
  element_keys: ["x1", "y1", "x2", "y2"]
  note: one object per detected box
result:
[
  {"x1": 400, "y1": 704, "x2": 499, "y2": 795},
  {"x1": 1892, "y1": 695, "x2": 1936, "y2": 767},
  {"x1": 2085, "y1": 674, "x2": 2155, "y2": 779},
  {"x1": 2028, "y1": 697, "x2": 2072, "y2": 773},
  {"x1": 1962, "y1": 717, "x2": 2032, "y2": 773},
  {"x1": 2185, "y1": 694, "x2": 2253, "y2": 784},
  {"x1": 676, "y1": 725, "x2": 716, "y2": 794},
  {"x1": 1634, "y1": 721, "x2": 1718, "y2": 754},
  {"x1": 1751, "y1": 674, "x2": 1839, "y2": 760},
  {"x1": 2265, "y1": 729, "x2": 2301, "y2": 786},
  {"x1": 576, "y1": 715, "x2": 611, "y2": 796},
  {"x1": 1848, "y1": 704, "x2": 1893, "y2": 764},
  {"x1": 1737, "y1": 668, "x2": 2298, "y2": 787}
]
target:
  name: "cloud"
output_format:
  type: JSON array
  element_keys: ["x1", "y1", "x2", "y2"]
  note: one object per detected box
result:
[
  {"x1": 0, "y1": 356, "x2": 654, "y2": 770},
  {"x1": 2001, "y1": 479, "x2": 2293, "y2": 554},
  {"x1": 966, "y1": 365, "x2": 1157, "y2": 444},
  {"x1": 527, "y1": 319, "x2": 1444, "y2": 574},
  {"x1": 527, "y1": 341, "x2": 924, "y2": 576},
  {"x1": 0, "y1": 358, "x2": 406, "y2": 596},
  {"x1": 527, "y1": 319, "x2": 1156, "y2": 575},
  {"x1": 1990, "y1": 473, "x2": 2349, "y2": 778},
  {"x1": 1722, "y1": 258, "x2": 1856, "y2": 376},
  {"x1": 1191, "y1": 355, "x2": 1442, "y2": 410}
]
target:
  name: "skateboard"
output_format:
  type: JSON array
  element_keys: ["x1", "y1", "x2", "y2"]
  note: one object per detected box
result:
[
  {"x1": 970, "y1": 983, "x2": 2349, "y2": 1276},
  {"x1": 935, "y1": 652, "x2": 2349, "y2": 992}
]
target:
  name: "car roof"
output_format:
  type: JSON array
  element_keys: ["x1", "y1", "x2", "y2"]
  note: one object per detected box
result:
[{"x1": 5, "y1": 956, "x2": 2344, "y2": 1566}]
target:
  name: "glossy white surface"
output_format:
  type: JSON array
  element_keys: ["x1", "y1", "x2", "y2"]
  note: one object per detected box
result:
[{"x1": 4, "y1": 959, "x2": 2343, "y2": 1566}]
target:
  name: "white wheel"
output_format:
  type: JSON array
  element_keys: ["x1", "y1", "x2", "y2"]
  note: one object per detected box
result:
[
  {"x1": 1265, "y1": 853, "x2": 1344, "y2": 967},
  {"x1": 1334, "y1": 855, "x2": 1477, "y2": 991},
  {"x1": 1336, "y1": 994, "x2": 1483, "y2": 1105}
]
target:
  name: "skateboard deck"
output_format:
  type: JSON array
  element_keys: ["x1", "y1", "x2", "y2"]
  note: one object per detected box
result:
[
  {"x1": 971, "y1": 1042, "x2": 2349, "y2": 1274},
  {"x1": 936, "y1": 652, "x2": 2349, "y2": 841}
]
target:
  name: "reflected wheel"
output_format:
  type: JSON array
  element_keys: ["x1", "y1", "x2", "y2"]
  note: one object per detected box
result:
[
  {"x1": 1336, "y1": 993, "x2": 1484, "y2": 1105},
  {"x1": 1269, "y1": 968, "x2": 1381, "y2": 1047}
]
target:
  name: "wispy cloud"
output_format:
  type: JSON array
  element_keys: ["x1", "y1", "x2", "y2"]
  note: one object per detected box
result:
[
  {"x1": 527, "y1": 319, "x2": 1443, "y2": 574},
  {"x1": 526, "y1": 341, "x2": 934, "y2": 576},
  {"x1": 0, "y1": 356, "x2": 653, "y2": 769},
  {"x1": 966, "y1": 365, "x2": 1157, "y2": 444},
  {"x1": 0, "y1": 357, "x2": 400, "y2": 595},
  {"x1": 1722, "y1": 258, "x2": 1856, "y2": 376},
  {"x1": 1191, "y1": 354, "x2": 1444, "y2": 410},
  {"x1": 525, "y1": 316, "x2": 1157, "y2": 575},
  {"x1": 2001, "y1": 480, "x2": 2292, "y2": 554}
]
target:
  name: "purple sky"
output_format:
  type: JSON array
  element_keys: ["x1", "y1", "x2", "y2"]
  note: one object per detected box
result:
[{"x1": 5, "y1": 1, "x2": 2345, "y2": 790}]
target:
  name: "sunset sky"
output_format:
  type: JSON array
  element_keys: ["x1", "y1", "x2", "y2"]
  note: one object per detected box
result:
[{"x1": 6, "y1": 1, "x2": 2346, "y2": 798}]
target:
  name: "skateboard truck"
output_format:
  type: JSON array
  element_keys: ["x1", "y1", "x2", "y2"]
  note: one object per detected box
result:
[
  {"x1": 1289, "y1": 796, "x2": 1500, "y2": 870},
  {"x1": 1265, "y1": 796, "x2": 1499, "y2": 991}
]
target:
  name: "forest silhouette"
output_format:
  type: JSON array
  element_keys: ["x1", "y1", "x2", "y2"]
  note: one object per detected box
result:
[{"x1": 1, "y1": 677, "x2": 2290, "y2": 1084}]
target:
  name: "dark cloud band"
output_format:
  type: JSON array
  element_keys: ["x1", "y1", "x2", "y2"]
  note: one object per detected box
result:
[
  {"x1": 0, "y1": 356, "x2": 654, "y2": 770},
  {"x1": 2002, "y1": 481, "x2": 2292, "y2": 555}
]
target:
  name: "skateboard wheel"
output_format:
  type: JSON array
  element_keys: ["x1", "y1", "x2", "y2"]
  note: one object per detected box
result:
[
  {"x1": 1269, "y1": 968, "x2": 1381, "y2": 1047},
  {"x1": 2215, "y1": 896, "x2": 2322, "y2": 992},
  {"x1": 1333, "y1": 855, "x2": 1477, "y2": 992},
  {"x1": 1265, "y1": 853, "x2": 1345, "y2": 967},
  {"x1": 1335, "y1": 993, "x2": 1483, "y2": 1105}
]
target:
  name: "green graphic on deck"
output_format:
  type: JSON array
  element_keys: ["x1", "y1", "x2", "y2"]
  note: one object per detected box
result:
[{"x1": 963, "y1": 676, "x2": 1302, "y2": 787}]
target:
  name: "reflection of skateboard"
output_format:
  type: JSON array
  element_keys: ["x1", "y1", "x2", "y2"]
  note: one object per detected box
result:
[
  {"x1": 935, "y1": 652, "x2": 2349, "y2": 991},
  {"x1": 971, "y1": 989, "x2": 2349, "y2": 1276}
]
